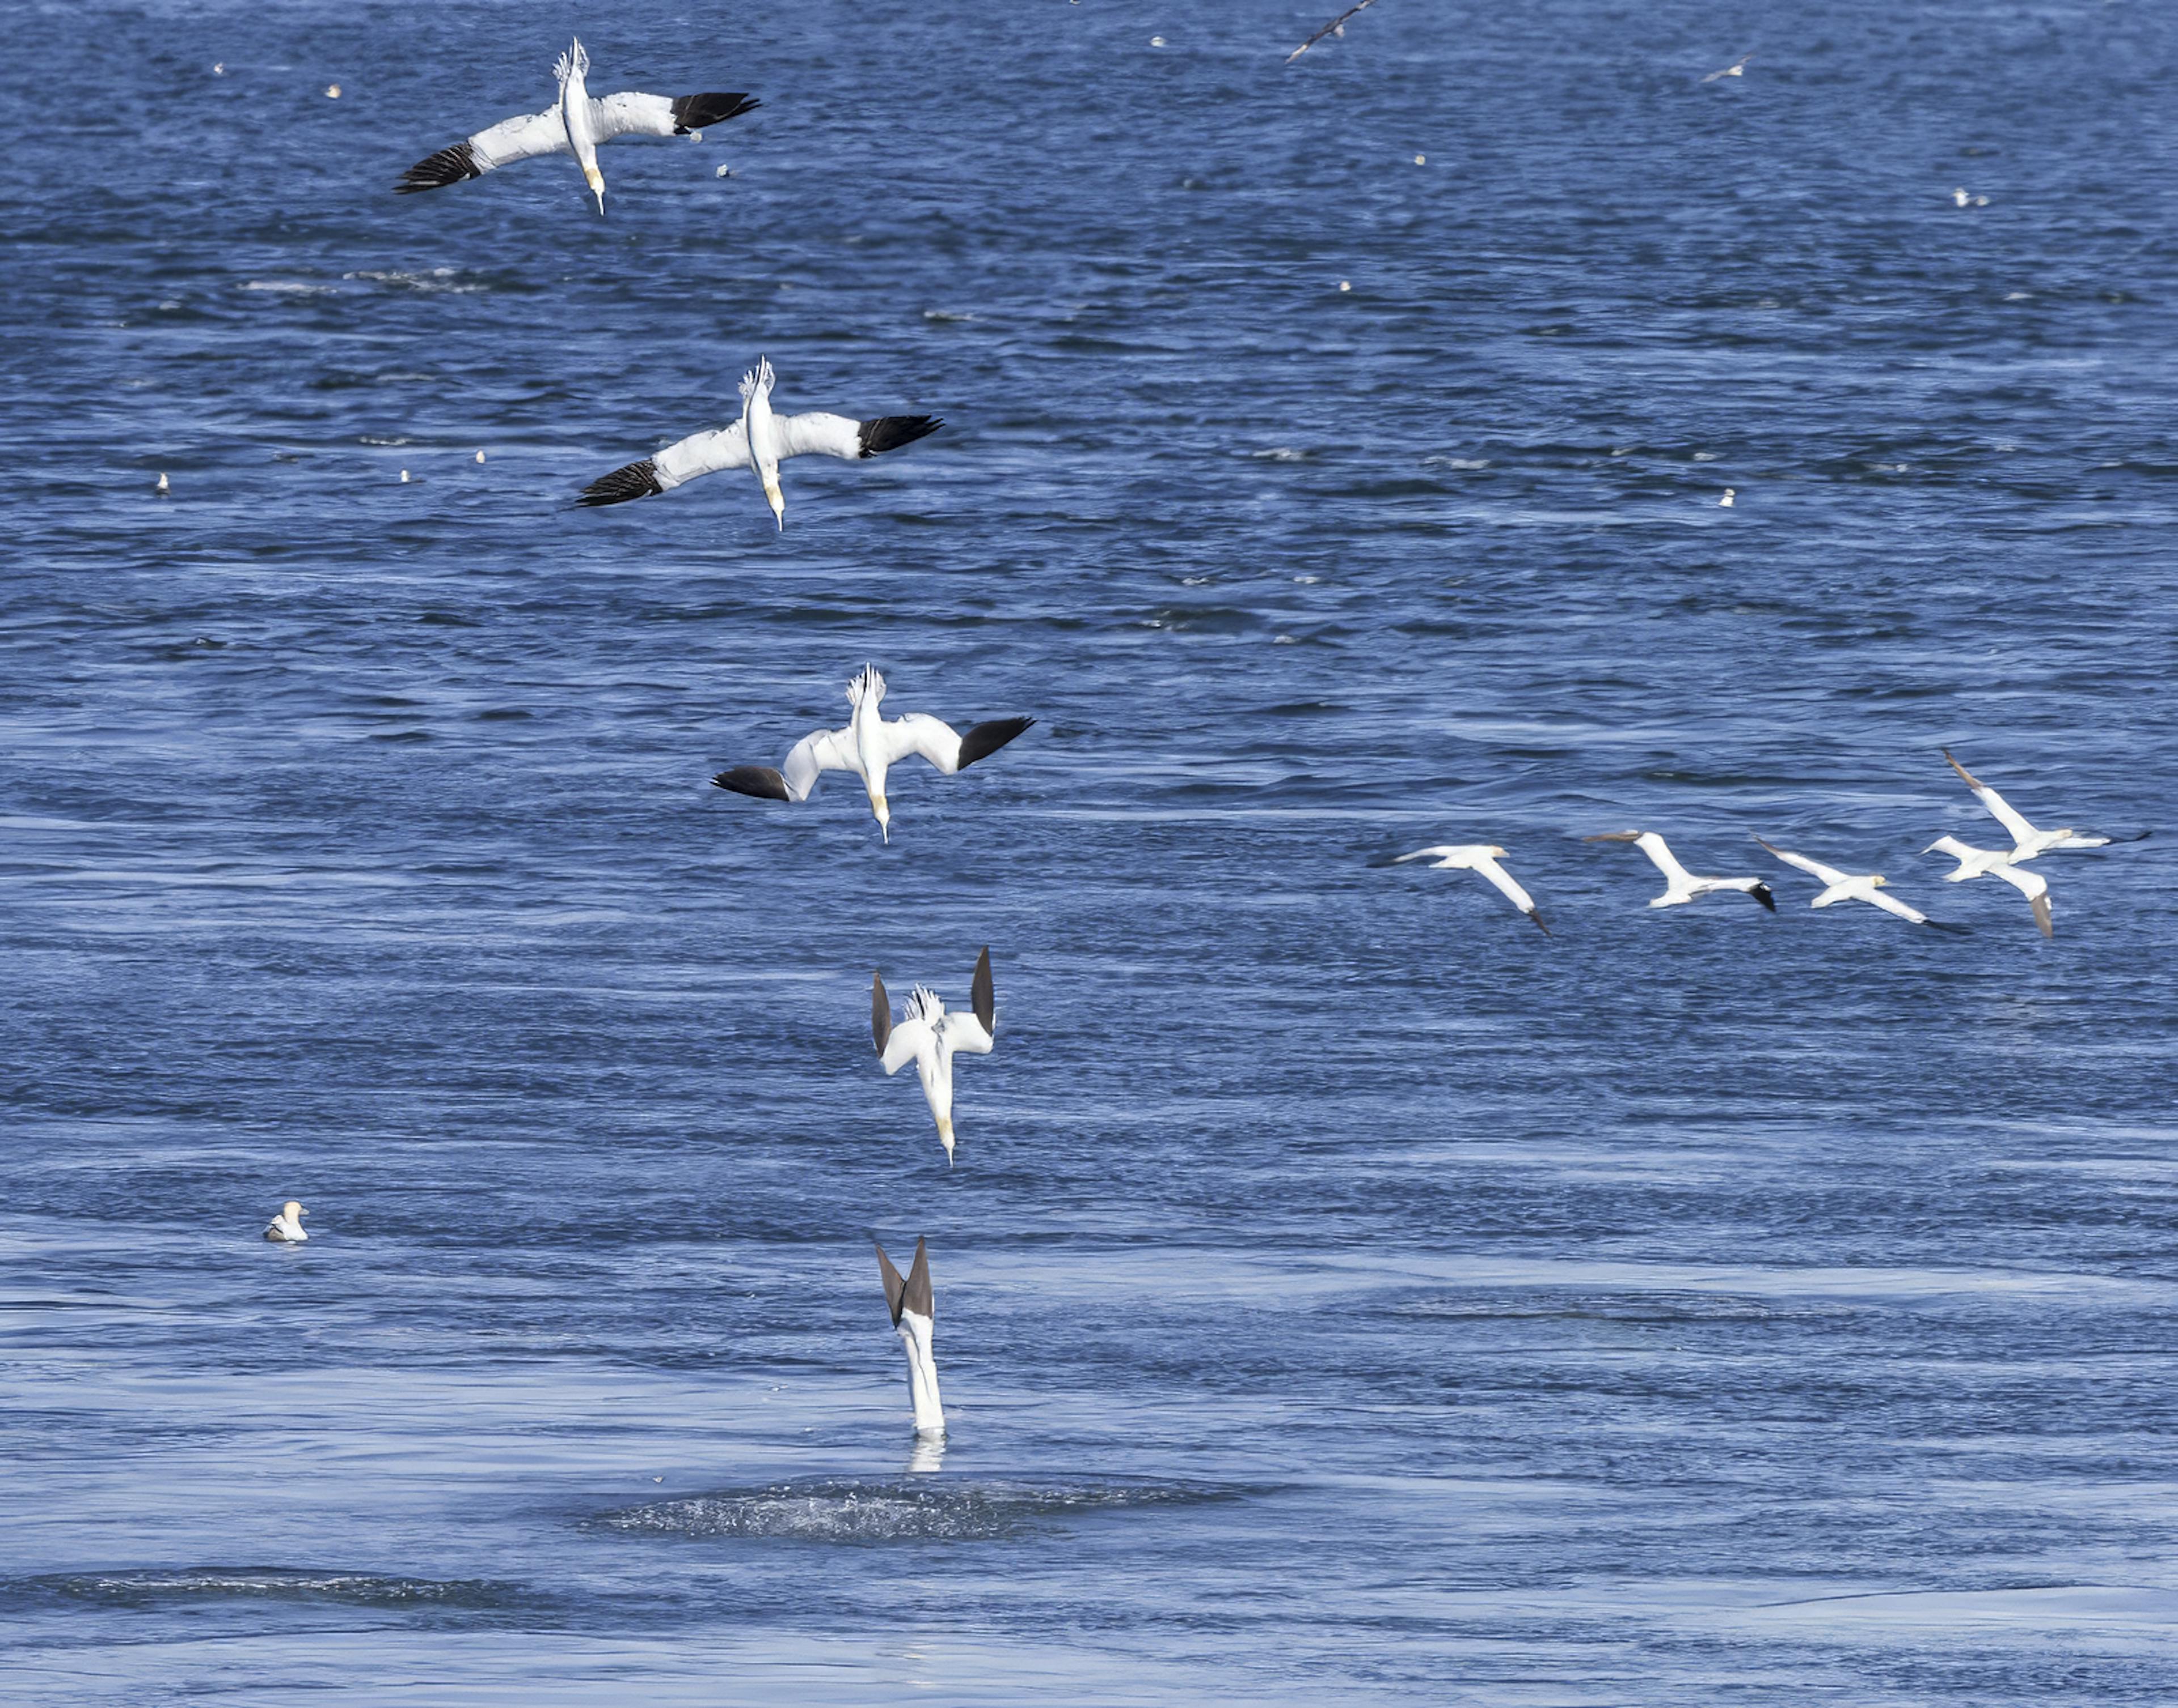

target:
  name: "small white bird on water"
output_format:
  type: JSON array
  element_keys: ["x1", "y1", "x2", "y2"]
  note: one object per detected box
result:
[
  {"x1": 1922, "y1": 836, "x2": 2054, "y2": 936},
  {"x1": 873, "y1": 949, "x2": 998, "y2": 1168},
  {"x1": 1755, "y1": 837, "x2": 1945, "y2": 927},
  {"x1": 264, "y1": 1201, "x2": 309, "y2": 1242},
  {"x1": 875, "y1": 1237, "x2": 944, "y2": 1436},
  {"x1": 1719, "y1": 488, "x2": 1735, "y2": 508},
  {"x1": 1943, "y1": 750, "x2": 2141, "y2": 860},
  {"x1": 1586, "y1": 830, "x2": 1777, "y2": 911},
  {"x1": 711, "y1": 665, "x2": 1032, "y2": 841},
  {"x1": 1702, "y1": 53, "x2": 1754, "y2": 83},
  {"x1": 1952, "y1": 188, "x2": 1989, "y2": 208},
  {"x1": 577, "y1": 358, "x2": 941, "y2": 530},
  {"x1": 1390, "y1": 845, "x2": 1549, "y2": 933},
  {"x1": 396, "y1": 39, "x2": 757, "y2": 213},
  {"x1": 155, "y1": 472, "x2": 169, "y2": 494}
]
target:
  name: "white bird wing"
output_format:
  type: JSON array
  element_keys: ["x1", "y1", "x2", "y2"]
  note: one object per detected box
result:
[
  {"x1": 1636, "y1": 834, "x2": 1698, "y2": 888},
  {"x1": 780, "y1": 725, "x2": 859, "y2": 800},
  {"x1": 1948, "y1": 753, "x2": 2039, "y2": 848},
  {"x1": 1758, "y1": 839, "x2": 1848, "y2": 887},
  {"x1": 1863, "y1": 889, "x2": 1930, "y2": 925},
  {"x1": 879, "y1": 713, "x2": 966, "y2": 774},
  {"x1": 590, "y1": 89, "x2": 759, "y2": 141},
  {"x1": 656, "y1": 422, "x2": 752, "y2": 487},
  {"x1": 881, "y1": 1014, "x2": 935, "y2": 1076},
  {"x1": 941, "y1": 1011, "x2": 995, "y2": 1057},
  {"x1": 777, "y1": 413, "x2": 866, "y2": 462},
  {"x1": 1392, "y1": 846, "x2": 1460, "y2": 866},
  {"x1": 398, "y1": 107, "x2": 568, "y2": 191},
  {"x1": 1470, "y1": 855, "x2": 1539, "y2": 918},
  {"x1": 1992, "y1": 863, "x2": 2054, "y2": 936}
]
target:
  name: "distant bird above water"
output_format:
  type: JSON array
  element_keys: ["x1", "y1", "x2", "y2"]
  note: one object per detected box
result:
[
  {"x1": 873, "y1": 948, "x2": 998, "y2": 1168},
  {"x1": 577, "y1": 357, "x2": 939, "y2": 529},
  {"x1": 1755, "y1": 838, "x2": 1943, "y2": 926},
  {"x1": 1287, "y1": 0, "x2": 1380, "y2": 64},
  {"x1": 1923, "y1": 836, "x2": 2053, "y2": 936},
  {"x1": 1943, "y1": 750, "x2": 2143, "y2": 859},
  {"x1": 264, "y1": 1201, "x2": 309, "y2": 1242},
  {"x1": 1586, "y1": 830, "x2": 1776, "y2": 911},
  {"x1": 875, "y1": 1237, "x2": 944, "y2": 1436},
  {"x1": 710, "y1": 665, "x2": 1032, "y2": 841},
  {"x1": 1388, "y1": 844, "x2": 1549, "y2": 933},
  {"x1": 396, "y1": 37, "x2": 756, "y2": 214},
  {"x1": 1702, "y1": 53, "x2": 1754, "y2": 83}
]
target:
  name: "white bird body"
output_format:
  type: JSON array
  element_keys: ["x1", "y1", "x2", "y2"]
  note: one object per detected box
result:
[
  {"x1": 1391, "y1": 844, "x2": 1548, "y2": 933},
  {"x1": 1944, "y1": 751, "x2": 2128, "y2": 860},
  {"x1": 875, "y1": 1238, "x2": 944, "y2": 1436},
  {"x1": 396, "y1": 37, "x2": 757, "y2": 209},
  {"x1": 712, "y1": 665, "x2": 1032, "y2": 840},
  {"x1": 578, "y1": 358, "x2": 942, "y2": 525},
  {"x1": 264, "y1": 1200, "x2": 309, "y2": 1242},
  {"x1": 873, "y1": 950, "x2": 997, "y2": 1166},
  {"x1": 1703, "y1": 53, "x2": 1755, "y2": 82},
  {"x1": 1923, "y1": 835, "x2": 2053, "y2": 935},
  {"x1": 1756, "y1": 837, "x2": 1933, "y2": 925},
  {"x1": 1587, "y1": 830, "x2": 1776, "y2": 911}
]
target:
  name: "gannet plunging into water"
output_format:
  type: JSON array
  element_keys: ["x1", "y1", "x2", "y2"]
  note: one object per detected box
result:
[
  {"x1": 1286, "y1": 0, "x2": 1380, "y2": 63},
  {"x1": 873, "y1": 949, "x2": 997, "y2": 1167},
  {"x1": 1754, "y1": 837, "x2": 1945, "y2": 927},
  {"x1": 711, "y1": 666, "x2": 1032, "y2": 841},
  {"x1": 1702, "y1": 53, "x2": 1755, "y2": 83},
  {"x1": 1586, "y1": 830, "x2": 1776, "y2": 911},
  {"x1": 577, "y1": 358, "x2": 940, "y2": 527},
  {"x1": 1923, "y1": 836, "x2": 2053, "y2": 936},
  {"x1": 396, "y1": 39, "x2": 757, "y2": 212},
  {"x1": 1943, "y1": 751, "x2": 2143, "y2": 859},
  {"x1": 1389, "y1": 845, "x2": 1549, "y2": 933},
  {"x1": 875, "y1": 1237, "x2": 944, "y2": 1436},
  {"x1": 264, "y1": 1201, "x2": 309, "y2": 1242}
]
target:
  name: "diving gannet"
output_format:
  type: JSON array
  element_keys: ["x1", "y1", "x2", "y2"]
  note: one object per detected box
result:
[
  {"x1": 577, "y1": 358, "x2": 939, "y2": 528},
  {"x1": 1390, "y1": 845, "x2": 1549, "y2": 933},
  {"x1": 1586, "y1": 830, "x2": 1776, "y2": 911},
  {"x1": 396, "y1": 39, "x2": 756, "y2": 213},
  {"x1": 1923, "y1": 836, "x2": 2054, "y2": 936},
  {"x1": 1754, "y1": 837, "x2": 1941, "y2": 926},
  {"x1": 1702, "y1": 53, "x2": 1755, "y2": 83},
  {"x1": 875, "y1": 1237, "x2": 944, "y2": 1436},
  {"x1": 1287, "y1": 0, "x2": 1380, "y2": 63},
  {"x1": 873, "y1": 949, "x2": 997, "y2": 1168},
  {"x1": 264, "y1": 1201, "x2": 309, "y2": 1242},
  {"x1": 711, "y1": 665, "x2": 1031, "y2": 842},
  {"x1": 1943, "y1": 751, "x2": 2143, "y2": 859}
]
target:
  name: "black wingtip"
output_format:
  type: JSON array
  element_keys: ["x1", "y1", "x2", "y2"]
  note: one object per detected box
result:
[
  {"x1": 904, "y1": 1237, "x2": 934, "y2": 1321},
  {"x1": 1529, "y1": 910, "x2": 1551, "y2": 936},
  {"x1": 876, "y1": 1240, "x2": 906, "y2": 1326},
  {"x1": 577, "y1": 459, "x2": 664, "y2": 508},
  {"x1": 858, "y1": 415, "x2": 943, "y2": 458},
  {"x1": 1752, "y1": 883, "x2": 1776, "y2": 912},
  {"x1": 711, "y1": 765, "x2": 790, "y2": 800},
  {"x1": 971, "y1": 947, "x2": 994, "y2": 1035},
  {"x1": 957, "y1": 716, "x2": 1034, "y2": 770},
  {"x1": 872, "y1": 971, "x2": 892, "y2": 1055},
  {"x1": 670, "y1": 91, "x2": 760, "y2": 132},
  {"x1": 396, "y1": 141, "x2": 483, "y2": 195}
]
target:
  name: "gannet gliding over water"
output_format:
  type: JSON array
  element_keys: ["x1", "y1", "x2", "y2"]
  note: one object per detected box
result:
[
  {"x1": 1286, "y1": 0, "x2": 1380, "y2": 63},
  {"x1": 577, "y1": 359, "x2": 940, "y2": 528},
  {"x1": 1586, "y1": 831, "x2": 1776, "y2": 911},
  {"x1": 875, "y1": 1237, "x2": 944, "y2": 1436},
  {"x1": 396, "y1": 39, "x2": 757, "y2": 212},
  {"x1": 1943, "y1": 751, "x2": 2143, "y2": 859},
  {"x1": 712, "y1": 665, "x2": 1032, "y2": 841},
  {"x1": 264, "y1": 1201, "x2": 309, "y2": 1242},
  {"x1": 1923, "y1": 837, "x2": 2054, "y2": 936},
  {"x1": 1702, "y1": 53, "x2": 1755, "y2": 83},
  {"x1": 1754, "y1": 837, "x2": 1946, "y2": 927},
  {"x1": 1390, "y1": 845, "x2": 1548, "y2": 933},
  {"x1": 873, "y1": 949, "x2": 997, "y2": 1168}
]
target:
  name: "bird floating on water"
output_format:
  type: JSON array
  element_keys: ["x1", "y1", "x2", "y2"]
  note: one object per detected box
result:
[
  {"x1": 1952, "y1": 188, "x2": 1989, "y2": 208},
  {"x1": 1755, "y1": 837, "x2": 1948, "y2": 927},
  {"x1": 1586, "y1": 830, "x2": 1776, "y2": 911},
  {"x1": 1288, "y1": 0, "x2": 1379, "y2": 63},
  {"x1": 875, "y1": 1237, "x2": 945, "y2": 1436},
  {"x1": 1923, "y1": 836, "x2": 2053, "y2": 936},
  {"x1": 1389, "y1": 845, "x2": 1549, "y2": 933},
  {"x1": 873, "y1": 948, "x2": 998, "y2": 1168},
  {"x1": 396, "y1": 38, "x2": 757, "y2": 214},
  {"x1": 577, "y1": 358, "x2": 940, "y2": 529},
  {"x1": 155, "y1": 472, "x2": 169, "y2": 494},
  {"x1": 1943, "y1": 751, "x2": 2142, "y2": 859},
  {"x1": 1719, "y1": 488, "x2": 1734, "y2": 507},
  {"x1": 710, "y1": 665, "x2": 1032, "y2": 842},
  {"x1": 264, "y1": 1201, "x2": 309, "y2": 1242},
  {"x1": 1702, "y1": 53, "x2": 1754, "y2": 83}
]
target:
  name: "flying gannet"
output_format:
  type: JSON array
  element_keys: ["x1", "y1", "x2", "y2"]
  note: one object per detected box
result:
[
  {"x1": 1754, "y1": 836, "x2": 1947, "y2": 927},
  {"x1": 873, "y1": 949, "x2": 997, "y2": 1168},
  {"x1": 1389, "y1": 844, "x2": 1549, "y2": 933},
  {"x1": 396, "y1": 38, "x2": 757, "y2": 213},
  {"x1": 577, "y1": 358, "x2": 939, "y2": 528},
  {"x1": 1585, "y1": 830, "x2": 1776, "y2": 911},
  {"x1": 1943, "y1": 751, "x2": 2142, "y2": 860},
  {"x1": 874, "y1": 1237, "x2": 944, "y2": 1436},
  {"x1": 1702, "y1": 53, "x2": 1755, "y2": 83},
  {"x1": 1923, "y1": 836, "x2": 2053, "y2": 936},
  {"x1": 1287, "y1": 0, "x2": 1380, "y2": 63},
  {"x1": 711, "y1": 665, "x2": 1031, "y2": 841},
  {"x1": 264, "y1": 1201, "x2": 309, "y2": 1242}
]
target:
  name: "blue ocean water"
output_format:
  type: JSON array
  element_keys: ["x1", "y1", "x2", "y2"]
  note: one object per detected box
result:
[{"x1": 4, "y1": 1, "x2": 2177, "y2": 1701}]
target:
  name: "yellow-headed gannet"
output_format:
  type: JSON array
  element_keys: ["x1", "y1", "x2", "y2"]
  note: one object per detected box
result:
[
  {"x1": 1755, "y1": 837, "x2": 1947, "y2": 927},
  {"x1": 872, "y1": 949, "x2": 997, "y2": 1168},
  {"x1": 264, "y1": 1201, "x2": 309, "y2": 1242},
  {"x1": 1287, "y1": 0, "x2": 1379, "y2": 63},
  {"x1": 1389, "y1": 844, "x2": 1548, "y2": 933},
  {"x1": 1923, "y1": 837, "x2": 2053, "y2": 936},
  {"x1": 1943, "y1": 751, "x2": 2143, "y2": 859},
  {"x1": 1586, "y1": 830, "x2": 1776, "y2": 910}
]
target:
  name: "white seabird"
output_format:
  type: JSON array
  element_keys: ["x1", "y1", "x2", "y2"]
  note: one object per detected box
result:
[
  {"x1": 1702, "y1": 53, "x2": 1755, "y2": 83},
  {"x1": 874, "y1": 1237, "x2": 944, "y2": 1436},
  {"x1": 1586, "y1": 830, "x2": 1776, "y2": 911},
  {"x1": 1943, "y1": 750, "x2": 2141, "y2": 859},
  {"x1": 1923, "y1": 836, "x2": 2054, "y2": 936},
  {"x1": 1754, "y1": 836, "x2": 1943, "y2": 926},
  {"x1": 711, "y1": 665, "x2": 1031, "y2": 842},
  {"x1": 1287, "y1": 0, "x2": 1379, "y2": 63},
  {"x1": 873, "y1": 949, "x2": 997, "y2": 1168},
  {"x1": 264, "y1": 1200, "x2": 309, "y2": 1242},
  {"x1": 1390, "y1": 844, "x2": 1549, "y2": 933},
  {"x1": 577, "y1": 357, "x2": 939, "y2": 528},
  {"x1": 396, "y1": 38, "x2": 757, "y2": 213}
]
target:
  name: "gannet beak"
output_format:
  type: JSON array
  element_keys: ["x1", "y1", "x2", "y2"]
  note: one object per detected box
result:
[
  {"x1": 875, "y1": 796, "x2": 890, "y2": 843},
  {"x1": 763, "y1": 475, "x2": 784, "y2": 531},
  {"x1": 585, "y1": 168, "x2": 605, "y2": 215}
]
